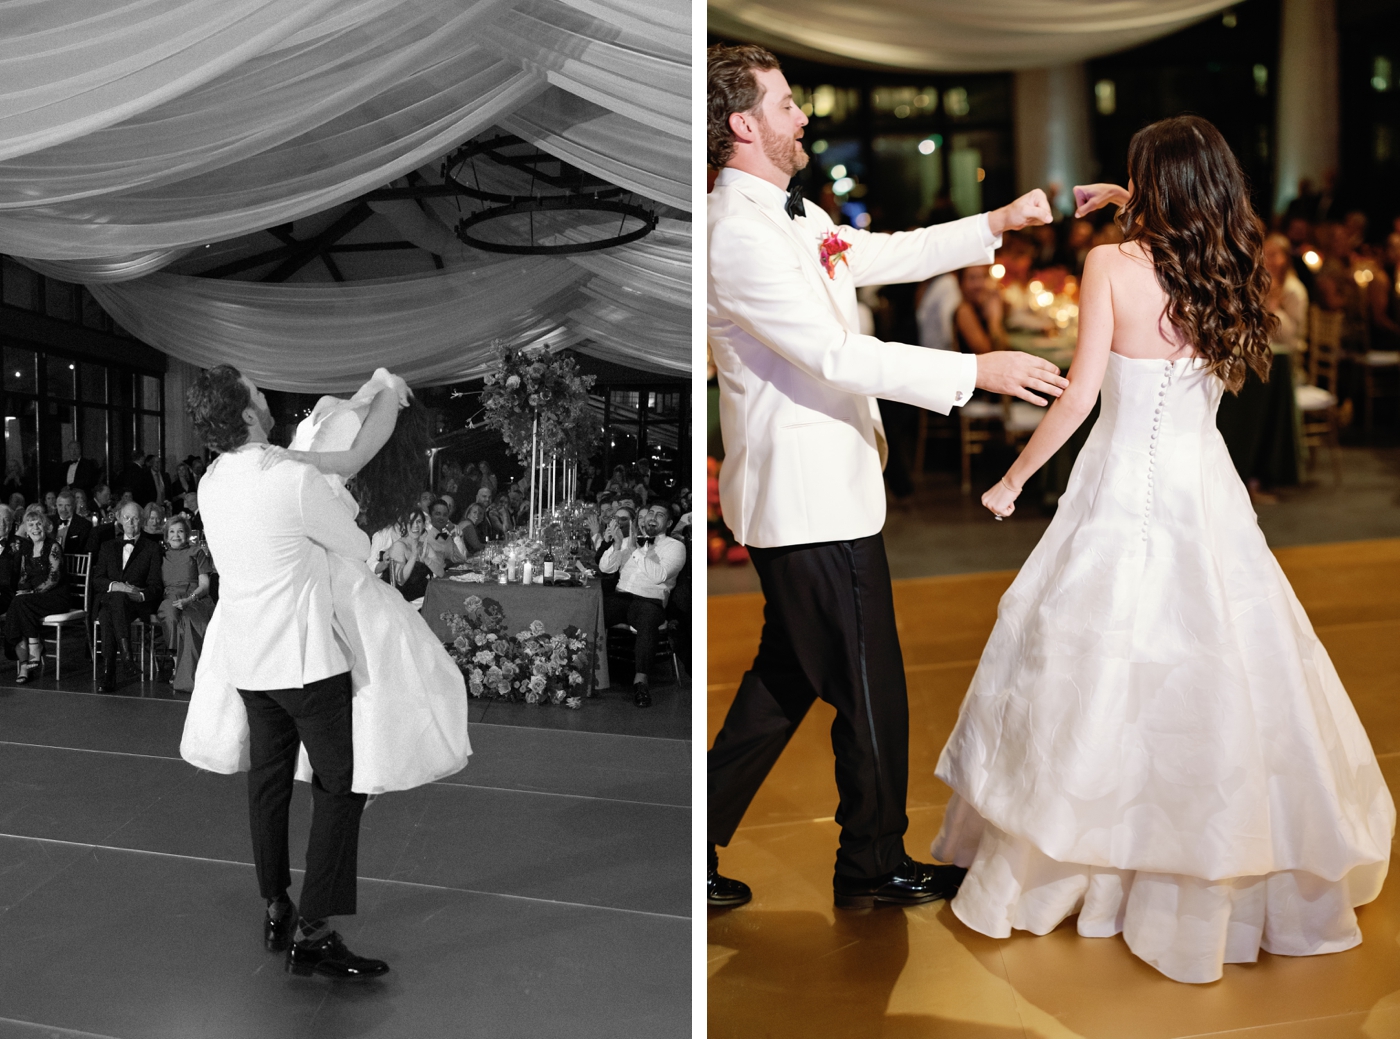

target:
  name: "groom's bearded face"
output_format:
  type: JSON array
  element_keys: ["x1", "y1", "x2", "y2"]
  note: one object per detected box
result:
[
  {"x1": 754, "y1": 108, "x2": 809, "y2": 177},
  {"x1": 748, "y1": 68, "x2": 808, "y2": 178}
]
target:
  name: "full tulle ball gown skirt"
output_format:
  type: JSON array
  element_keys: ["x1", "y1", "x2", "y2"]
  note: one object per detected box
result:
[
  {"x1": 180, "y1": 386, "x2": 471, "y2": 795},
  {"x1": 932, "y1": 352, "x2": 1394, "y2": 984}
]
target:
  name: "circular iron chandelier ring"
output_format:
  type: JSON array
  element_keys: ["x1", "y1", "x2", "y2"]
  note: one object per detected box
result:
[{"x1": 455, "y1": 195, "x2": 657, "y2": 255}]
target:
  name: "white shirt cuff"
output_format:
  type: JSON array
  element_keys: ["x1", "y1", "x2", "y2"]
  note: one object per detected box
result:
[
  {"x1": 978, "y1": 211, "x2": 1002, "y2": 251},
  {"x1": 950, "y1": 353, "x2": 978, "y2": 408}
]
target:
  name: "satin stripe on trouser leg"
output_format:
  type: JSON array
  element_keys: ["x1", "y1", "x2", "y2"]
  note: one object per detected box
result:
[{"x1": 707, "y1": 533, "x2": 910, "y2": 881}]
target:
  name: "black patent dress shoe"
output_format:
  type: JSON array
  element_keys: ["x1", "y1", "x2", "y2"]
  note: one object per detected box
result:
[
  {"x1": 286, "y1": 932, "x2": 390, "y2": 979},
  {"x1": 707, "y1": 847, "x2": 751, "y2": 908},
  {"x1": 833, "y1": 858, "x2": 967, "y2": 909},
  {"x1": 633, "y1": 681, "x2": 652, "y2": 708},
  {"x1": 264, "y1": 900, "x2": 296, "y2": 953}
]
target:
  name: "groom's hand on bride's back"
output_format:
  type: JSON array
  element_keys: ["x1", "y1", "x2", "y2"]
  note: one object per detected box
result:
[{"x1": 975, "y1": 352, "x2": 1068, "y2": 406}]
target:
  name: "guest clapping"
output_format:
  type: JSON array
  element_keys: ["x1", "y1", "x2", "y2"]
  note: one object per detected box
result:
[
  {"x1": 424, "y1": 499, "x2": 470, "y2": 568},
  {"x1": 6, "y1": 505, "x2": 69, "y2": 682},
  {"x1": 600, "y1": 504, "x2": 687, "y2": 708},
  {"x1": 387, "y1": 508, "x2": 440, "y2": 601}
]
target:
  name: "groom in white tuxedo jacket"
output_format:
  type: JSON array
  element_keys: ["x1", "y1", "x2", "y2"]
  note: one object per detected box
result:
[{"x1": 706, "y1": 45, "x2": 1066, "y2": 909}]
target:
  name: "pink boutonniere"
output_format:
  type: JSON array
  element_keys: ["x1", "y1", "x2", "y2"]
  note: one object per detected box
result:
[{"x1": 818, "y1": 230, "x2": 851, "y2": 279}]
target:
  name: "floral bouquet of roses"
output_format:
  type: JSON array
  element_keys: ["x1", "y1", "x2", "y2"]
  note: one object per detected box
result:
[
  {"x1": 480, "y1": 343, "x2": 599, "y2": 467},
  {"x1": 442, "y1": 595, "x2": 591, "y2": 709}
]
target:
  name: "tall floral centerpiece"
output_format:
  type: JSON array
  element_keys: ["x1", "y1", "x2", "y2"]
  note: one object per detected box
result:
[{"x1": 481, "y1": 343, "x2": 597, "y2": 536}]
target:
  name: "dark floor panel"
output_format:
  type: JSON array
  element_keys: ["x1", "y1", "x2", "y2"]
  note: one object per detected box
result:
[
  {"x1": 0, "y1": 1018, "x2": 123, "y2": 1038},
  {"x1": 1, "y1": 745, "x2": 687, "y2": 916},
  {"x1": 0, "y1": 690, "x2": 689, "y2": 805},
  {"x1": 0, "y1": 843, "x2": 688, "y2": 1039},
  {"x1": 0, "y1": 835, "x2": 87, "y2": 912}
]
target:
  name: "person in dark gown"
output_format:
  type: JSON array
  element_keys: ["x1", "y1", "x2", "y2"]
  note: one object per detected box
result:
[
  {"x1": 158, "y1": 515, "x2": 215, "y2": 693},
  {"x1": 6, "y1": 504, "x2": 69, "y2": 681},
  {"x1": 0, "y1": 504, "x2": 23, "y2": 620}
]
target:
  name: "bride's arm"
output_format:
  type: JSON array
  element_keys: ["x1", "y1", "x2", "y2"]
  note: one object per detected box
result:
[
  {"x1": 261, "y1": 386, "x2": 399, "y2": 477},
  {"x1": 982, "y1": 246, "x2": 1116, "y2": 517}
]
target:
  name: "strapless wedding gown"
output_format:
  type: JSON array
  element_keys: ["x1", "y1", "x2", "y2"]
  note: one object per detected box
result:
[
  {"x1": 180, "y1": 387, "x2": 471, "y2": 795},
  {"x1": 933, "y1": 352, "x2": 1394, "y2": 984}
]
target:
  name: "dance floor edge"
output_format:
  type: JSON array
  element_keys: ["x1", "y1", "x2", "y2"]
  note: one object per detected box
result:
[{"x1": 707, "y1": 538, "x2": 1400, "y2": 1039}]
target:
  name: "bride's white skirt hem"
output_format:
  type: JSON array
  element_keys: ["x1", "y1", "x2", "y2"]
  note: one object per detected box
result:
[{"x1": 934, "y1": 797, "x2": 1387, "y2": 985}]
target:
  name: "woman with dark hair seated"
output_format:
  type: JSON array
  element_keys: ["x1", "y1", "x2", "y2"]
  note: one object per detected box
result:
[
  {"x1": 386, "y1": 508, "x2": 440, "y2": 602},
  {"x1": 158, "y1": 515, "x2": 214, "y2": 692},
  {"x1": 183, "y1": 369, "x2": 469, "y2": 797},
  {"x1": 6, "y1": 504, "x2": 68, "y2": 682}
]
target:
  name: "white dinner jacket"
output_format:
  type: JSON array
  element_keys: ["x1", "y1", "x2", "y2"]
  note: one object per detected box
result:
[
  {"x1": 708, "y1": 167, "x2": 1000, "y2": 548},
  {"x1": 199, "y1": 446, "x2": 371, "y2": 691}
]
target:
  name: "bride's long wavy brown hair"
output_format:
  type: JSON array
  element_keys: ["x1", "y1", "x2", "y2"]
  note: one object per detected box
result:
[{"x1": 1115, "y1": 115, "x2": 1275, "y2": 392}]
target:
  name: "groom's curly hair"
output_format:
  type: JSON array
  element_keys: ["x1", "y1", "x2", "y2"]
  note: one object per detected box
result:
[
  {"x1": 708, "y1": 44, "x2": 781, "y2": 169},
  {"x1": 186, "y1": 364, "x2": 251, "y2": 454}
]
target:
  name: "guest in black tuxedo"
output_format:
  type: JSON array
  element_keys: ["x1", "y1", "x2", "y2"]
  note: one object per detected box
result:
[
  {"x1": 90, "y1": 483, "x2": 115, "y2": 524},
  {"x1": 91, "y1": 501, "x2": 164, "y2": 693},
  {"x1": 119, "y1": 451, "x2": 157, "y2": 507},
  {"x1": 54, "y1": 439, "x2": 100, "y2": 497},
  {"x1": 5, "y1": 505, "x2": 69, "y2": 681},
  {"x1": 53, "y1": 490, "x2": 92, "y2": 558}
]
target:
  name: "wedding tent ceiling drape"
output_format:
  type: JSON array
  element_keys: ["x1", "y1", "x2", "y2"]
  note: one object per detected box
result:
[
  {"x1": 707, "y1": 0, "x2": 1239, "y2": 71},
  {"x1": 0, "y1": 0, "x2": 688, "y2": 383}
]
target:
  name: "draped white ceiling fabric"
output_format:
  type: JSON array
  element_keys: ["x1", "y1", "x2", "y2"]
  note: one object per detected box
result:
[
  {"x1": 708, "y1": 0, "x2": 1239, "y2": 71},
  {"x1": 88, "y1": 218, "x2": 693, "y2": 388},
  {"x1": 0, "y1": 0, "x2": 690, "y2": 382}
]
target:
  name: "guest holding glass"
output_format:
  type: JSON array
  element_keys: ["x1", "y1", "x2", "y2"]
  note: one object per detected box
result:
[
  {"x1": 158, "y1": 515, "x2": 215, "y2": 693},
  {"x1": 6, "y1": 504, "x2": 68, "y2": 682}
]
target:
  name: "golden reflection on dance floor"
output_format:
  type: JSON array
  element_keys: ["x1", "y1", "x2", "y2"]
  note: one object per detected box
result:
[{"x1": 707, "y1": 539, "x2": 1400, "y2": 1039}]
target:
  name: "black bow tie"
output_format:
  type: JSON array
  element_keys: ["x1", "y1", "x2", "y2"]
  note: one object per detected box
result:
[
  {"x1": 784, "y1": 183, "x2": 805, "y2": 220},
  {"x1": 636, "y1": 536, "x2": 655, "y2": 546}
]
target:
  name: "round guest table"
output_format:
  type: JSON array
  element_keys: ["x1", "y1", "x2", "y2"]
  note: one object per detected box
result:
[{"x1": 420, "y1": 576, "x2": 611, "y2": 692}]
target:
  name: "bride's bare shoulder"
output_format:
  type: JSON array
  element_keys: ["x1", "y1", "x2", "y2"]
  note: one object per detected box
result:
[{"x1": 1088, "y1": 240, "x2": 1152, "y2": 269}]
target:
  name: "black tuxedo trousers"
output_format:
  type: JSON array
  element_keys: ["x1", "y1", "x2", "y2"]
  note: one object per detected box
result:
[
  {"x1": 708, "y1": 533, "x2": 910, "y2": 881},
  {"x1": 238, "y1": 672, "x2": 365, "y2": 920}
]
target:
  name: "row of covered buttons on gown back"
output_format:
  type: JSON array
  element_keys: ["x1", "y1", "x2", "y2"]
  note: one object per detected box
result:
[{"x1": 1144, "y1": 361, "x2": 1173, "y2": 542}]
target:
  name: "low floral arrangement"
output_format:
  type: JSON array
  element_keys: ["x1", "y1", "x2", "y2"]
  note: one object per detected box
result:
[
  {"x1": 480, "y1": 343, "x2": 599, "y2": 467},
  {"x1": 443, "y1": 595, "x2": 592, "y2": 709}
]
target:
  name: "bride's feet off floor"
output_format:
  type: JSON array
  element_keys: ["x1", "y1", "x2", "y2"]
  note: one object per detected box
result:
[{"x1": 833, "y1": 857, "x2": 967, "y2": 909}]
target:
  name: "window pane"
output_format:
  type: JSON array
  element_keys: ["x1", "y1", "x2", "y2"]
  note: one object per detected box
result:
[
  {"x1": 1, "y1": 257, "x2": 38, "y2": 311},
  {"x1": 46, "y1": 355, "x2": 76, "y2": 400},
  {"x1": 140, "y1": 374, "x2": 161, "y2": 412},
  {"x1": 80, "y1": 288, "x2": 108, "y2": 331},
  {"x1": 79, "y1": 363, "x2": 106, "y2": 404},
  {"x1": 4, "y1": 346, "x2": 36, "y2": 395},
  {"x1": 110, "y1": 370, "x2": 132, "y2": 407},
  {"x1": 109, "y1": 411, "x2": 132, "y2": 489},
  {"x1": 140, "y1": 414, "x2": 161, "y2": 461},
  {"x1": 3, "y1": 397, "x2": 39, "y2": 502},
  {"x1": 43, "y1": 278, "x2": 76, "y2": 323},
  {"x1": 44, "y1": 402, "x2": 77, "y2": 485},
  {"x1": 81, "y1": 407, "x2": 107, "y2": 481}
]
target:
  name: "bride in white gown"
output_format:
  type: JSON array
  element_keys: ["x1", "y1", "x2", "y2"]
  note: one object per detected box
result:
[
  {"x1": 180, "y1": 369, "x2": 471, "y2": 795},
  {"x1": 934, "y1": 116, "x2": 1394, "y2": 984}
]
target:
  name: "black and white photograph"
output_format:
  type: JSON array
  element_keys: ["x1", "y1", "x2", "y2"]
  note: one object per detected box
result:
[{"x1": 0, "y1": 2, "x2": 692, "y2": 1037}]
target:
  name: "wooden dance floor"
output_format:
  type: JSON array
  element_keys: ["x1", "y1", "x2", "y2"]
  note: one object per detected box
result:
[
  {"x1": 0, "y1": 693, "x2": 689, "y2": 1038},
  {"x1": 708, "y1": 538, "x2": 1400, "y2": 1039}
]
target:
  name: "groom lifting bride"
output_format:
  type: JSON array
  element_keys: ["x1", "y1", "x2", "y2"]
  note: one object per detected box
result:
[{"x1": 705, "y1": 44, "x2": 1067, "y2": 909}]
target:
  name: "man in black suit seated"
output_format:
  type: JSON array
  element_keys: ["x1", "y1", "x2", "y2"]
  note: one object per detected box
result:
[
  {"x1": 54, "y1": 439, "x2": 100, "y2": 498},
  {"x1": 91, "y1": 501, "x2": 163, "y2": 692},
  {"x1": 53, "y1": 489, "x2": 92, "y2": 558}
]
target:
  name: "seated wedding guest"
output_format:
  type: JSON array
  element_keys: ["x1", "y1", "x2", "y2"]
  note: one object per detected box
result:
[
  {"x1": 459, "y1": 462, "x2": 481, "y2": 499},
  {"x1": 477, "y1": 459, "x2": 498, "y2": 497},
  {"x1": 459, "y1": 504, "x2": 487, "y2": 554},
  {"x1": 916, "y1": 271, "x2": 962, "y2": 351},
  {"x1": 157, "y1": 515, "x2": 215, "y2": 693},
  {"x1": 366, "y1": 521, "x2": 398, "y2": 578},
  {"x1": 190, "y1": 456, "x2": 207, "y2": 480},
  {"x1": 424, "y1": 498, "x2": 470, "y2": 568},
  {"x1": 90, "y1": 483, "x2": 114, "y2": 524},
  {"x1": 43, "y1": 490, "x2": 57, "y2": 521},
  {"x1": 72, "y1": 488, "x2": 91, "y2": 520},
  {"x1": 486, "y1": 493, "x2": 515, "y2": 537},
  {"x1": 1368, "y1": 232, "x2": 1400, "y2": 349},
  {"x1": 439, "y1": 493, "x2": 458, "y2": 522},
  {"x1": 140, "y1": 502, "x2": 167, "y2": 548},
  {"x1": 954, "y1": 265, "x2": 1008, "y2": 354},
  {"x1": 0, "y1": 504, "x2": 22, "y2": 619},
  {"x1": 506, "y1": 482, "x2": 529, "y2": 525},
  {"x1": 416, "y1": 490, "x2": 435, "y2": 515},
  {"x1": 91, "y1": 501, "x2": 163, "y2": 693},
  {"x1": 387, "y1": 508, "x2": 441, "y2": 602},
  {"x1": 53, "y1": 489, "x2": 92, "y2": 557},
  {"x1": 599, "y1": 503, "x2": 686, "y2": 707},
  {"x1": 179, "y1": 489, "x2": 203, "y2": 533},
  {"x1": 170, "y1": 460, "x2": 199, "y2": 512},
  {"x1": 6, "y1": 505, "x2": 68, "y2": 683},
  {"x1": 5, "y1": 492, "x2": 22, "y2": 516}
]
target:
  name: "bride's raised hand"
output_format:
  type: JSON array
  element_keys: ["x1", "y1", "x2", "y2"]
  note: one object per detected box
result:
[
  {"x1": 1073, "y1": 183, "x2": 1130, "y2": 218},
  {"x1": 982, "y1": 475, "x2": 1020, "y2": 520}
]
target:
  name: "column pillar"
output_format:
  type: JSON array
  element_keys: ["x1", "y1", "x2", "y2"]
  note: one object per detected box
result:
[
  {"x1": 1014, "y1": 63, "x2": 1094, "y2": 216},
  {"x1": 1274, "y1": 0, "x2": 1339, "y2": 214}
]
